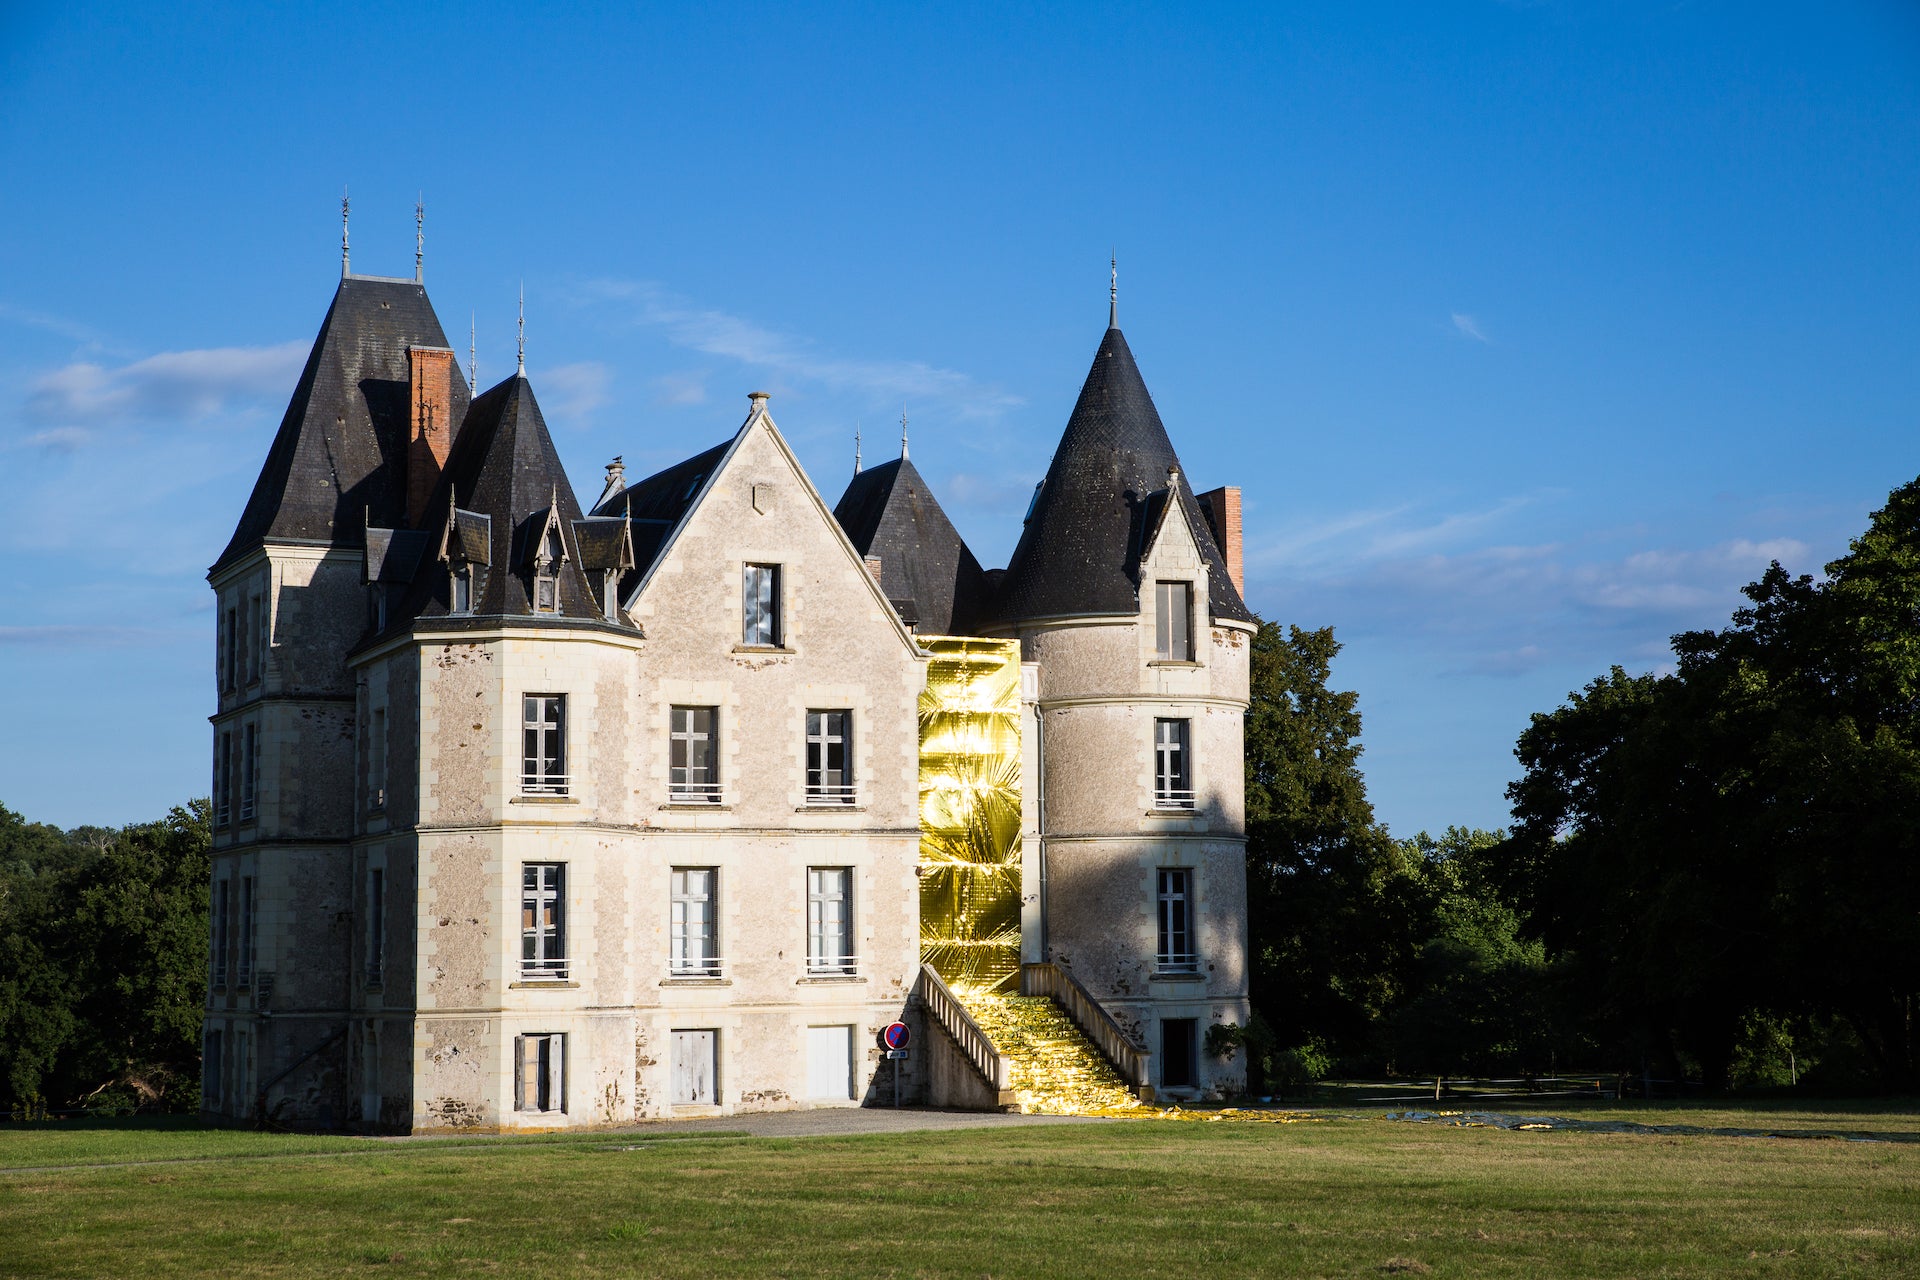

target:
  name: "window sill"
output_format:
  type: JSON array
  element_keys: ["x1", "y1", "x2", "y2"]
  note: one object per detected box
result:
[
  {"x1": 660, "y1": 976, "x2": 732, "y2": 987},
  {"x1": 1147, "y1": 659, "x2": 1203, "y2": 668},
  {"x1": 1147, "y1": 808, "x2": 1199, "y2": 817},
  {"x1": 798, "y1": 974, "x2": 866, "y2": 985},
  {"x1": 1151, "y1": 971, "x2": 1207, "y2": 983},
  {"x1": 796, "y1": 804, "x2": 867, "y2": 814},
  {"x1": 731, "y1": 644, "x2": 796, "y2": 655},
  {"x1": 510, "y1": 979, "x2": 579, "y2": 989},
  {"x1": 511, "y1": 795, "x2": 579, "y2": 805},
  {"x1": 663, "y1": 801, "x2": 732, "y2": 811},
  {"x1": 364, "y1": 982, "x2": 383, "y2": 994}
]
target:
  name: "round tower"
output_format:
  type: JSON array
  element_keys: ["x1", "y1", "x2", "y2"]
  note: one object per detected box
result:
[{"x1": 989, "y1": 319, "x2": 1255, "y2": 1099}]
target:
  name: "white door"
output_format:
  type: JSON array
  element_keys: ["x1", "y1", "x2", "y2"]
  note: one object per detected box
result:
[
  {"x1": 671, "y1": 1030, "x2": 716, "y2": 1104},
  {"x1": 807, "y1": 1025, "x2": 853, "y2": 1100}
]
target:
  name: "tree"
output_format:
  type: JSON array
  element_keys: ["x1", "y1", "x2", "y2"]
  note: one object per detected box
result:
[{"x1": 1244, "y1": 621, "x2": 1422, "y2": 1065}]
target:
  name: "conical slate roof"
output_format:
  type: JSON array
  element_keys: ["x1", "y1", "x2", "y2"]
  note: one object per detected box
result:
[
  {"x1": 993, "y1": 326, "x2": 1251, "y2": 626},
  {"x1": 390, "y1": 374, "x2": 599, "y2": 627},
  {"x1": 215, "y1": 276, "x2": 468, "y2": 571},
  {"x1": 833, "y1": 456, "x2": 988, "y2": 635}
]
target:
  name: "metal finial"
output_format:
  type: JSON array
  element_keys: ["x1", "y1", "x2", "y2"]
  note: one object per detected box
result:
[
  {"x1": 341, "y1": 188, "x2": 350, "y2": 278},
  {"x1": 854, "y1": 424, "x2": 862, "y2": 476},
  {"x1": 1109, "y1": 250, "x2": 1117, "y2": 329},
  {"x1": 516, "y1": 283, "x2": 525, "y2": 375},
  {"x1": 899, "y1": 408, "x2": 909, "y2": 461},
  {"x1": 469, "y1": 313, "x2": 477, "y2": 392},
  {"x1": 415, "y1": 195, "x2": 424, "y2": 283}
]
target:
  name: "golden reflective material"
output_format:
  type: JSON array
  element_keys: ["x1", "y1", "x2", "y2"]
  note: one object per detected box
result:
[
  {"x1": 965, "y1": 994, "x2": 1142, "y2": 1114},
  {"x1": 917, "y1": 637, "x2": 1025, "y2": 997}
]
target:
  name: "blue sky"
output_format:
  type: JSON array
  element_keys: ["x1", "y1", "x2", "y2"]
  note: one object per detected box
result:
[{"x1": 1, "y1": 2, "x2": 1916, "y2": 834}]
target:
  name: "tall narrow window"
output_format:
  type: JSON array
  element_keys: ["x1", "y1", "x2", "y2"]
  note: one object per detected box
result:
[
  {"x1": 742, "y1": 563, "x2": 780, "y2": 646},
  {"x1": 1157, "y1": 868, "x2": 1197, "y2": 972},
  {"x1": 255, "y1": 587, "x2": 269, "y2": 679},
  {"x1": 521, "y1": 695, "x2": 567, "y2": 795},
  {"x1": 670, "y1": 706, "x2": 719, "y2": 801},
  {"x1": 1155, "y1": 581, "x2": 1193, "y2": 661},
  {"x1": 211, "y1": 878, "x2": 230, "y2": 988},
  {"x1": 366, "y1": 866, "x2": 385, "y2": 986},
  {"x1": 521, "y1": 863, "x2": 567, "y2": 979},
  {"x1": 369, "y1": 707, "x2": 387, "y2": 813},
  {"x1": 671, "y1": 867, "x2": 719, "y2": 976},
  {"x1": 514, "y1": 1033, "x2": 566, "y2": 1113},
  {"x1": 240, "y1": 722, "x2": 257, "y2": 822},
  {"x1": 806, "y1": 867, "x2": 853, "y2": 974},
  {"x1": 216, "y1": 610, "x2": 230, "y2": 694},
  {"x1": 202, "y1": 1029, "x2": 224, "y2": 1111},
  {"x1": 603, "y1": 571, "x2": 620, "y2": 623},
  {"x1": 1153, "y1": 718, "x2": 1193, "y2": 809},
  {"x1": 244, "y1": 596, "x2": 261, "y2": 683},
  {"x1": 805, "y1": 711, "x2": 853, "y2": 804},
  {"x1": 226, "y1": 605, "x2": 240, "y2": 692},
  {"x1": 450, "y1": 566, "x2": 473, "y2": 615},
  {"x1": 215, "y1": 730, "x2": 234, "y2": 828},
  {"x1": 238, "y1": 875, "x2": 255, "y2": 986}
]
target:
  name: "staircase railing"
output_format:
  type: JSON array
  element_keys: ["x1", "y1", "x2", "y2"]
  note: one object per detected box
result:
[
  {"x1": 918, "y1": 964, "x2": 1010, "y2": 1094},
  {"x1": 1021, "y1": 961, "x2": 1151, "y2": 1090}
]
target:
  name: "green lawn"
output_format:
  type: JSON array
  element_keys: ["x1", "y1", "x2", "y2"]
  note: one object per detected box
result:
[{"x1": 2, "y1": 1106, "x2": 1917, "y2": 1278}]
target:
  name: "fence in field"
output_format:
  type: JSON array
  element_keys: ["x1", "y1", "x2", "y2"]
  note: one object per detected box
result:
[{"x1": 1309, "y1": 1073, "x2": 1705, "y2": 1106}]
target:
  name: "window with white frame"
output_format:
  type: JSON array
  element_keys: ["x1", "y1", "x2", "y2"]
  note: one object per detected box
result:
[
  {"x1": 211, "y1": 877, "x2": 230, "y2": 988},
  {"x1": 1153, "y1": 718, "x2": 1193, "y2": 809},
  {"x1": 806, "y1": 867, "x2": 854, "y2": 974},
  {"x1": 1157, "y1": 868, "x2": 1197, "y2": 972},
  {"x1": 514, "y1": 1033, "x2": 566, "y2": 1113},
  {"x1": 240, "y1": 722, "x2": 258, "y2": 822},
  {"x1": 670, "y1": 867, "x2": 719, "y2": 976},
  {"x1": 238, "y1": 875, "x2": 255, "y2": 986},
  {"x1": 368, "y1": 706, "x2": 387, "y2": 813},
  {"x1": 742, "y1": 563, "x2": 780, "y2": 646},
  {"x1": 805, "y1": 711, "x2": 854, "y2": 804},
  {"x1": 1155, "y1": 581, "x2": 1193, "y2": 661},
  {"x1": 521, "y1": 695, "x2": 567, "y2": 795},
  {"x1": 366, "y1": 865, "x2": 386, "y2": 986},
  {"x1": 521, "y1": 863, "x2": 567, "y2": 979},
  {"x1": 669, "y1": 706, "x2": 719, "y2": 801}
]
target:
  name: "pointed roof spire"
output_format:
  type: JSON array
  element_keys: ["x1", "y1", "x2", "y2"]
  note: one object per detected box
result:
[
  {"x1": 899, "y1": 408, "x2": 909, "y2": 461},
  {"x1": 854, "y1": 423, "x2": 863, "y2": 476},
  {"x1": 341, "y1": 187, "x2": 351, "y2": 278},
  {"x1": 415, "y1": 195, "x2": 424, "y2": 283},
  {"x1": 516, "y1": 283, "x2": 526, "y2": 375},
  {"x1": 833, "y1": 453, "x2": 988, "y2": 635},
  {"x1": 469, "y1": 313, "x2": 477, "y2": 392},
  {"x1": 1109, "y1": 250, "x2": 1117, "y2": 329}
]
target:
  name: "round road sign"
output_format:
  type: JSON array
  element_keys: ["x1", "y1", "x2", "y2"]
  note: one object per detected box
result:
[{"x1": 879, "y1": 1021, "x2": 911, "y2": 1051}]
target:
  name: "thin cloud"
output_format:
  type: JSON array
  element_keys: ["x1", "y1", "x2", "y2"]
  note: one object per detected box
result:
[
  {"x1": 541, "y1": 361, "x2": 612, "y2": 424},
  {"x1": 0, "y1": 624, "x2": 168, "y2": 647},
  {"x1": 1450, "y1": 312, "x2": 1490, "y2": 343},
  {"x1": 650, "y1": 371, "x2": 709, "y2": 407},
  {"x1": 0, "y1": 300, "x2": 110, "y2": 347},
  {"x1": 575, "y1": 278, "x2": 1022, "y2": 418},
  {"x1": 17, "y1": 427, "x2": 92, "y2": 453},
  {"x1": 24, "y1": 341, "x2": 307, "y2": 428}
]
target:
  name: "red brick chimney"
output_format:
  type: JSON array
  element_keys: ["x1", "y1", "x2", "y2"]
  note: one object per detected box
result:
[
  {"x1": 407, "y1": 347, "x2": 456, "y2": 526},
  {"x1": 1196, "y1": 485, "x2": 1244, "y2": 598}
]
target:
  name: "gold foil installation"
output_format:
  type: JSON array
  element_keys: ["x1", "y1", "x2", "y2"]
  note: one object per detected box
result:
[{"x1": 918, "y1": 637, "x2": 1024, "y2": 997}]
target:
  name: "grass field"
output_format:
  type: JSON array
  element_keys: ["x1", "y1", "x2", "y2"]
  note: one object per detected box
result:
[{"x1": 3, "y1": 1104, "x2": 1917, "y2": 1278}]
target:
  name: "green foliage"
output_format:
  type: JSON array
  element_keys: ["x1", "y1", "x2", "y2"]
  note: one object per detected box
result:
[{"x1": 0, "y1": 801, "x2": 210, "y2": 1113}]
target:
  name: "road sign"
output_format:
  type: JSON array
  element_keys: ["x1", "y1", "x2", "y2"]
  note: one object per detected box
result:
[
  {"x1": 884, "y1": 1049, "x2": 909, "y2": 1060},
  {"x1": 879, "y1": 1022, "x2": 911, "y2": 1051}
]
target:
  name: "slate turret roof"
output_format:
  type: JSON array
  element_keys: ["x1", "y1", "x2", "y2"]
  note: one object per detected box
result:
[
  {"x1": 385, "y1": 374, "x2": 604, "y2": 629},
  {"x1": 833, "y1": 456, "x2": 988, "y2": 635},
  {"x1": 991, "y1": 325, "x2": 1252, "y2": 626},
  {"x1": 216, "y1": 276, "x2": 468, "y2": 572}
]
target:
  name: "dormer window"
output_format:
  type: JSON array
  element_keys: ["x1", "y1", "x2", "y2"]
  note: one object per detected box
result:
[
  {"x1": 533, "y1": 525, "x2": 563, "y2": 614},
  {"x1": 602, "y1": 571, "x2": 620, "y2": 622},
  {"x1": 451, "y1": 566, "x2": 473, "y2": 615}
]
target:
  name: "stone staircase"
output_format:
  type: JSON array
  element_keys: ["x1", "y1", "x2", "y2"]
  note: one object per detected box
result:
[{"x1": 962, "y1": 993, "x2": 1142, "y2": 1114}]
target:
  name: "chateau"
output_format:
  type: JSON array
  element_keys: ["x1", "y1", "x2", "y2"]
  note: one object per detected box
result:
[{"x1": 202, "y1": 237, "x2": 1254, "y2": 1129}]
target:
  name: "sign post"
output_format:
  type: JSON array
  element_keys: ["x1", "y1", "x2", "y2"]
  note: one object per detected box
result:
[{"x1": 879, "y1": 1022, "x2": 911, "y2": 1108}]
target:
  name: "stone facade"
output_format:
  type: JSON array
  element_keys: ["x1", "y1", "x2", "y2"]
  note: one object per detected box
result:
[{"x1": 204, "y1": 266, "x2": 1254, "y2": 1129}]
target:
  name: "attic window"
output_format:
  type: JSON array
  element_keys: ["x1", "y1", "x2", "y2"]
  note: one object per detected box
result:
[
  {"x1": 535, "y1": 576, "x2": 558, "y2": 613},
  {"x1": 451, "y1": 566, "x2": 473, "y2": 615},
  {"x1": 602, "y1": 571, "x2": 620, "y2": 622},
  {"x1": 533, "y1": 526, "x2": 564, "y2": 615}
]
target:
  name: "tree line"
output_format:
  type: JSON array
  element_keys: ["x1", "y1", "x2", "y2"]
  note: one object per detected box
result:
[
  {"x1": 0, "y1": 802, "x2": 209, "y2": 1114},
  {"x1": 1244, "y1": 475, "x2": 1920, "y2": 1093}
]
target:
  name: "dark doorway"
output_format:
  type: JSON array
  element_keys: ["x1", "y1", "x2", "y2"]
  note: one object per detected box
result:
[{"x1": 1161, "y1": 1017, "x2": 1197, "y2": 1088}]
